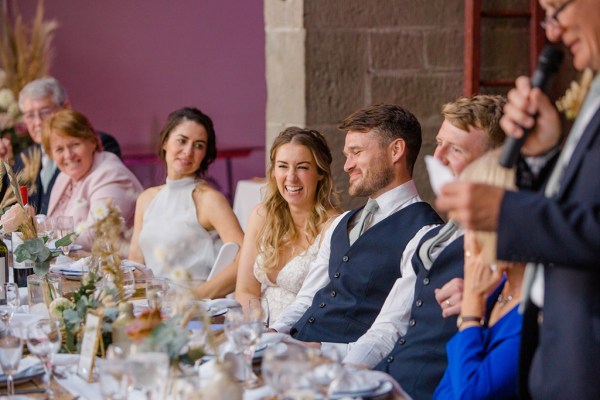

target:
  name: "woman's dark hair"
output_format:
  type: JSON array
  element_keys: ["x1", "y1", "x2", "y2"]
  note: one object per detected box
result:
[{"x1": 158, "y1": 107, "x2": 217, "y2": 178}]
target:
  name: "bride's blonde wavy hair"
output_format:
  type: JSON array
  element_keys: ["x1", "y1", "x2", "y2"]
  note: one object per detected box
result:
[{"x1": 258, "y1": 127, "x2": 341, "y2": 272}]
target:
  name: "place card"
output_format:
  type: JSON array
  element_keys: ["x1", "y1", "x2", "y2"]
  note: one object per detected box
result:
[{"x1": 77, "y1": 309, "x2": 104, "y2": 382}]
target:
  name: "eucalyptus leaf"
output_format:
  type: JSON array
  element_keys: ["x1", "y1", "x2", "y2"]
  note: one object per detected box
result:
[
  {"x1": 55, "y1": 233, "x2": 75, "y2": 248},
  {"x1": 33, "y1": 261, "x2": 50, "y2": 276}
]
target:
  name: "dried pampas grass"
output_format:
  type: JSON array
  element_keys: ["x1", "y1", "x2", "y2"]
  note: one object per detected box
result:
[{"x1": 0, "y1": 0, "x2": 58, "y2": 97}]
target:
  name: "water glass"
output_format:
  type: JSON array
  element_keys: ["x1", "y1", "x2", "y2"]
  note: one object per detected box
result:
[
  {"x1": 223, "y1": 307, "x2": 263, "y2": 388},
  {"x1": 26, "y1": 319, "x2": 62, "y2": 399},
  {"x1": 35, "y1": 214, "x2": 55, "y2": 239},
  {"x1": 98, "y1": 345, "x2": 130, "y2": 400},
  {"x1": 262, "y1": 341, "x2": 312, "y2": 398},
  {"x1": 0, "y1": 325, "x2": 23, "y2": 397},
  {"x1": 248, "y1": 297, "x2": 270, "y2": 328},
  {"x1": 55, "y1": 216, "x2": 75, "y2": 256},
  {"x1": 145, "y1": 277, "x2": 170, "y2": 311},
  {"x1": 0, "y1": 284, "x2": 17, "y2": 326},
  {"x1": 128, "y1": 349, "x2": 169, "y2": 400}
]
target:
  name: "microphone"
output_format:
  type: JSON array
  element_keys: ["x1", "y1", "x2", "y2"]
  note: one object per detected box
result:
[{"x1": 499, "y1": 45, "x2": 564, "y2": 168}]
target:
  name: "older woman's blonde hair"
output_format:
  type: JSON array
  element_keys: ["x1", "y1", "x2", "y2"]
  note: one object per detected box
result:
[
  {"x1": 42, "y1": 109, "x2": 101, "y2": 156},
  {"x1": 459, "y1": 148, "x2": 516, "y2": 265},
  {"x1": 258, "y1": 127, "x2": 341, "y2": 272}
]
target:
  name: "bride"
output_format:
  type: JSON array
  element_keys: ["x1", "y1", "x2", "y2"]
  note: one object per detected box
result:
[{"x1": 235, "y1": 127, "x2": 340, "y2": 322}]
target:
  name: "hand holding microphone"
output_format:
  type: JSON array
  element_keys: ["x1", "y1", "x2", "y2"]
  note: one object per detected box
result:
[{"x1": 499, "y1": 45, "x2": 564, "y2": 168}]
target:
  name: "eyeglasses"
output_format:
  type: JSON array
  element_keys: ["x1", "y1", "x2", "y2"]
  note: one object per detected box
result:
[
  {"x1": 540, "y1": 0, "x2": 576, "y2": 30},
  {"x1": 22, "y1": 106, "x2": 57, "y2": 123}
]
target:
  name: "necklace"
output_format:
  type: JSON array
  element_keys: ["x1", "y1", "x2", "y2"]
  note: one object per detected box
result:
[{"x1": 497, "y1": 293, "x2": 515, "y2": 307}]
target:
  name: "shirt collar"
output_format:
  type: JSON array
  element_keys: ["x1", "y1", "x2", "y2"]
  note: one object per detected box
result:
[{"x1": 369, "y1": 180, "x2": 419, "y2": 215}]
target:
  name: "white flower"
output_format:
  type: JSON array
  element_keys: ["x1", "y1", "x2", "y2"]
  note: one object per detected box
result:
[
  {"x1": 75, "y1": 221, "x2": 88, "y2": 235},
  {"x1": 170, "y1": 267, "x2": 191, "y2": 283},
  {"x1": 0, "y1": 88, "x2": 15, "y2": 110},
  {"x1": 92, "y1": 203, "x2": 109, "y2": 220},
  {"x1": 7, "y1": 102, "x2": 19, "y2": 118},
  {"x1": 49, "y1": 297, "x2": 74, "y2": 320}
]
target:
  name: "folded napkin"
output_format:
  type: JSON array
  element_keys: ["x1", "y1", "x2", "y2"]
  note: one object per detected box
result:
[
  {"x1": 49, "y1": 256, "x2": 90, "y2": 276},
  {"x1": 425, "y1": 155, "x2": 455, "y2": 196},
  {"x1": 204, "y1": 298, "x2": 241, "y2": 311}
]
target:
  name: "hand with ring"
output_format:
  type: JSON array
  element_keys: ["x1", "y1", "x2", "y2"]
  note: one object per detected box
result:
[{"x1": 435, "y1": 277, "x2": 464, "y2": 318}]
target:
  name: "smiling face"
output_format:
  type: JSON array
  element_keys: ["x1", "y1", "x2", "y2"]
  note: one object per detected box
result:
[
  {"x1": 541, "y1": 0, "x2": 600, "y2": 71},
  {"x1": 343, "y1": 130, "x2": 394, "y2": 198},
  {"x1": 162, "y1": 120, "x2": 208, "y2": 180},
  {"x1": 50, "y1": 132, "x2": 97, "y2": 181},
  {"x1": 273, "y1": 143, "x2": 322, "y2": 210},
  {"x1": 434, "y1": 119, "x2": 488, "y2": 177}
]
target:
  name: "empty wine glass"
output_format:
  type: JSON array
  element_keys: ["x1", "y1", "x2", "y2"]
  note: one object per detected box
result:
[
  {"x1": 306, "y1": 345, "x2": 344, "y2": 397},
  {"x1": 121, "y1": 267, "x2": 136, "y2": 300},
  {"x1": 223, "y1": 306, "x2": 264, "y2": 388},
  {"x1": 248, "y1": 297, "x2": 270, "y2": 328},
  {"x1": 128, "y1": 347, "x2": 169, "y2": 400},
  {"x1": 26, "y1": 319, "x2": 62, "y2": 399},
  {"x1": 0, "y1": 324, "x2": 24, "y2": 397},
  {"x1": 99, "y1": 345, "x2": 130, "y2": 400},
  {"x1": 145, "y1": 277, "x2": 170, "y2": 311},
  {"x1": 55, "y1": 216, "x2": 75, "y2": 256},
  {"x1": 0, "y1": 284, "x2": 17, "y2": 327},
  {"x1": 262, "y1": 341, "x2": 312, "y2": 399},
  {"x1": 35, "y1": 214, "x2": 55, "y2": 240}
]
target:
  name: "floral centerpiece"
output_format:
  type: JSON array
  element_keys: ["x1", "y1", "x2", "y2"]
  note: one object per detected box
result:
[{"x1": 48, "y1": 200, "x2": 125, "y2": 354}]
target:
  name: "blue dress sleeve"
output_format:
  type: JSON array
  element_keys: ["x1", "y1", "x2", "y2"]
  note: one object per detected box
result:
[{"x1": 434, "y1": 306, "x2": 522, "y2": 400}]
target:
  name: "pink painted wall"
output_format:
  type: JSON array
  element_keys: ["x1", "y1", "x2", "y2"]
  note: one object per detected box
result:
[{"x1": 18, "y1": 0, "x2": 266, "y2": 195}]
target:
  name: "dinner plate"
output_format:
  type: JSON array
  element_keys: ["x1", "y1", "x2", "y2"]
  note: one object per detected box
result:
[
  {"x1": 210, "y1": 308, "x2": 228, "y2": 318},
  {"x1": 329, "y1": 380, "x2": 393, "y2": 399},
  {"x1": 0, "y1": 364, "x2": 45, "y2": 387}
]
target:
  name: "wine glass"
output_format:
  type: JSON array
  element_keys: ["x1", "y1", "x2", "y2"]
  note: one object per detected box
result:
[
  {"x1": 223, "y1": 306, "x2": 264, "y2": 388},
  {"x1": 248, "y1": 297, "x2": 270, "y2": 328},
  {"x1": 128, "y1": 347, "x2": 169, "y2": 400},
  {"x1": 121, "y1": 267, "x2": 136, "y2": 300},
  {"x1": 55, "y1": 216, "x2": 74, "y2": 256},
  {"x1": 35, "y1": 214, "x2": 55, "y2": 240},
  {"x1": 98, "y1": 345, "x2": 130, "y2": 400},
  {"x1": 145, "y1": 277, "x2": 170, "y2": 311},
  {"x1": 0, "y1": 325, "x2": 24, "y2": 398},
  {"x1": 262, "y1": 341, "x2": 312, "y2": 399},
  {"x1": 305, "y1": 345, "x2": 344, "y2": 397},
  {"x1": 0, "y1": 284, "x2": 17, "y2": 327},
  {"x1": 26, "y1": 319, "x2": 62, "y2": 399}
]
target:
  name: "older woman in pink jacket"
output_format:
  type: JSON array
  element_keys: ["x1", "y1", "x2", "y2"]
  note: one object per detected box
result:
[{"x1": 44, "y1": 109, "x2": 143, "y2": 250}]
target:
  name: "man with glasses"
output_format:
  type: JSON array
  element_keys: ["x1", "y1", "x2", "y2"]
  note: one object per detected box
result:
[
  {"x1": 437, "y1": 0, "x2": 600, "y2": 398},
  {"x1": 1, "y1": 77, "x2": 121, "y2": 213}
]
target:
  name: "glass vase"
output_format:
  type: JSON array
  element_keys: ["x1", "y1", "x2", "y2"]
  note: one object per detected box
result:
[{"x1": 27, "y1": 273, "x2": 62, "y2": 316}]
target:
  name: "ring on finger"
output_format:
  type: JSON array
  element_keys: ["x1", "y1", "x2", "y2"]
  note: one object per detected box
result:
[{"x1": 445, "y1": 299, "x2": 452, "y2": 307}]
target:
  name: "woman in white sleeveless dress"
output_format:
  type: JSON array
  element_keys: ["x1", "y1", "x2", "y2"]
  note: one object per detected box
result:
[
  {"x1": 129, "y1": 107, "x2": 243, "y2": 298},
  {"x1": 236, "y1": 128, "x2": 340, "y2": 323}
]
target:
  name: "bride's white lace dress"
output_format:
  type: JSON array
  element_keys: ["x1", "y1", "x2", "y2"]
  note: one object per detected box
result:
[{"x1": 253, "y1": 235, "x2": 321, "y2": 323}]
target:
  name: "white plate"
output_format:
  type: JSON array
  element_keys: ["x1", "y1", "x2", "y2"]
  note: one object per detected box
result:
[
  {"x1": 330, "y1": 380, "x2": 392, "y2": 399},
  {"x1": 210, "y1": 308, "x2": 228, "y2": 318}
]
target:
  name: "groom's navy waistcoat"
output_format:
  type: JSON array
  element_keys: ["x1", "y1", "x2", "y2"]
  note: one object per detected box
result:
[{"x1": 291, "y1": 202, "x2": 442, "y2": 343}]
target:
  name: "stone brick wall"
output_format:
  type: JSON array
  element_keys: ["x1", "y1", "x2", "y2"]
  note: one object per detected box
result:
[{"x1": 265, "y1": 0, "x2": 576, "y2": 210}]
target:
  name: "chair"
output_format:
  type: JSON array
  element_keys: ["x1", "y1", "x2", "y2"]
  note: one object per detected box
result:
[{"x1": 207, "y1": 242, "x2": 239, "y2": 281}]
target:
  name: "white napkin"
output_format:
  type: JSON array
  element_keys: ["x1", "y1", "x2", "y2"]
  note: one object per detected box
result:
[
  {"x1": 424, "y1": 155, "x2": 455, "y2": 196},
  {"x1": 49, "y1": 256, "x2": 90, "y2": 275},
  {"x1": 204, "y1": 298, "x2": 241, "y2": 310}
]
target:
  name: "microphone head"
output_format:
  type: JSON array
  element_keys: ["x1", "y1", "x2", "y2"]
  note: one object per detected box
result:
[{"x1": 531, "y1": 45, "x2": 564, "y2": 89}]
